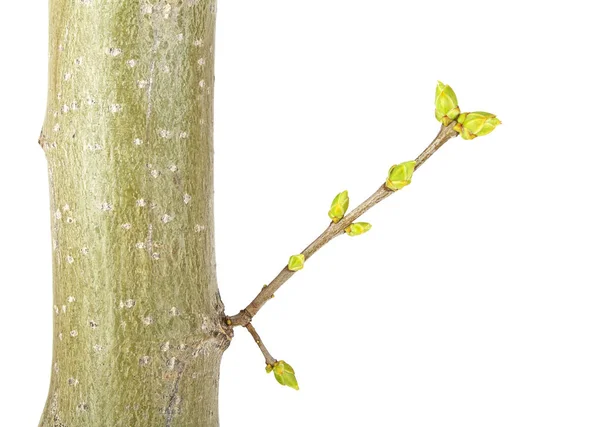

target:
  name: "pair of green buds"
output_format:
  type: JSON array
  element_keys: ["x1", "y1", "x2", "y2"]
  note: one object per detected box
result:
[
  {"x1": 266, "y1": 360, "x2": 299, "y2": 390},
  {"x1": 327, "y1": 191, "x2": 372, "y2": 236},
  {"x1": 326, "y1": 159, "x2": 417, "y2": 231},
  {"x1": 435, "y1": 81, "x2": 501, "y2": 140},
  {"x1": 287, "y1": 191, "x2": 374, "y2": 274}
]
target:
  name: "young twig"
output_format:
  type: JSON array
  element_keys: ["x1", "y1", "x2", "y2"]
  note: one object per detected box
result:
[
  {"x1": 228, "y1": 123, "x2": 459, "y2": 327},
  {"x1": 245, "y1": 323, "x2": 277, "y2": 366}
]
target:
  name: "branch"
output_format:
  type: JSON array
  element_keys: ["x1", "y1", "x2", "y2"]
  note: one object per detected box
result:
[
  {"x1": 245, "y1": 323, "x2": 277, "y2": 366},
  {"x1": 228, "y1": 123, "x2": 458, "y2": 327}
]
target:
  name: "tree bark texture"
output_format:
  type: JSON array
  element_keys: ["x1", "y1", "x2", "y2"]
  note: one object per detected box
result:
[{"x1": 39, "y1": 1, "x2": 228, "y2": 426}]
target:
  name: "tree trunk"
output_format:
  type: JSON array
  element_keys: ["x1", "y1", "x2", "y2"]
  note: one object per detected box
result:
[{"x1": 39, "y1": 1, "x2": 229, "y2": 426}]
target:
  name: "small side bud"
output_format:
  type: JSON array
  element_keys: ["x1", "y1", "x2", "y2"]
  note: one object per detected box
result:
[
  {"x1": 453, "y1": 111, "x2": 502, "y2": 140},
  {"x1": 288, "y1": 254, "x2": 305, "y2": 272},
  {"x1": 385, "y1": 161, "x2": 416, "y2": 191},
  {"x1": 345, "y1": 222, "x2": 372, "y2": 236},
  {"x1": 271, "y1": 360, "x2": 299, "y2": 390},
  {"x1": 265, "y1": 364, "x2": 273, "y2": 374},
  {"x1": 435, "y1": 81, "x2": 460, "y2": 126},
  {"x1": 328, "y1": 190, "x2": 350, "y2": 223}
]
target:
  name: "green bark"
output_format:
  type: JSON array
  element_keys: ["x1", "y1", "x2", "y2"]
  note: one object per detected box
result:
[{"x1": 39, "y1": 1, "x2": 228, "y2": 426}]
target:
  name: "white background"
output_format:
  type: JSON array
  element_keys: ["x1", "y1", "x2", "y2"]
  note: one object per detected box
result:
[{"x1": 1, "y1": 1, "x2": 599, "y2": 426}]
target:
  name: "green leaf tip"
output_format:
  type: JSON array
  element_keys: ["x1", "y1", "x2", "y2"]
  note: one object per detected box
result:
[
  {"x1": 453, "y1": 111, "x2": 502, "y2": 140},
  {"x1": 271, "y1": 360, "x2": 299, "y2": 390},
  {"x1": 385, "y1": 161, "x2": 416, "y2": 191},
  {"x1": 435, "y1": 81, "x2": 460, "y2": 126},
  {"x1": 345, "y1": 222, "x2": 372, "y2": 236},
  {"x1": 328, "y1": 190, "x2": 350, "y2": 223},
  {"x1": 288, "y1": 254, "x2": 305, "y2": 272}
]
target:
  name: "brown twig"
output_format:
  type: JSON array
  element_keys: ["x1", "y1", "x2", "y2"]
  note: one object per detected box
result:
[
  {"x1": 245, "y1": 323, "x2": 277, "y2": 366},
  {"x1": 228, "y1": 124, "x2": 458, "y2": 327}
]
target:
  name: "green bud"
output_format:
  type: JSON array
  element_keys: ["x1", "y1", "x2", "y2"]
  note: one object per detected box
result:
[
  {"x1": 288, "y1": 254, "x2": 305, "y2": 272},
  {"x1": 328, "y1": 190, "x2": 350, "y2": 223},
  {"x1": 385, "y1": 160, "x2": 416, "y2": 191},
  {"x1": 265, "y1": 364, "x2": 273, "y2": 374},
  {"x1": 435, "y1": 81, "x2": 460, "y2": 126},
  {"x1": 272, "y1": 360, "x2": 299, "y2": 390},
  {"x1": 345, "y1": 222, "x2": 372, "y2": 236},
  {"x1": 453, "y1": 111, "x2": 501, "y2": 140}
]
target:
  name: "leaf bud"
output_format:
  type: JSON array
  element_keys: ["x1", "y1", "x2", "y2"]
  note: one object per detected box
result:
[
  {"x1": 385, "y1": 161, "x2": 416, "y2": 191},
  {"x1": 288, "y1": 254, "x2": 305, "y2": 272},
  {"x1": 435, "y1": 81, "x2": 461, "y2": 126},
  {"x1": 345, "y1": 222, "x2": 372, "y2": 236},
  {"x1": 453, "y1": 111, "x2": 502, "y2": 140},
  {"x1": 328, "y1": 190, "x2": 350, "y2": 223}
]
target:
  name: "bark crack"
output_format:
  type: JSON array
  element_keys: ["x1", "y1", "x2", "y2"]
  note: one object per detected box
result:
[{"x1": 165, "y1": 360, "x2": 186, "y2": 427}]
